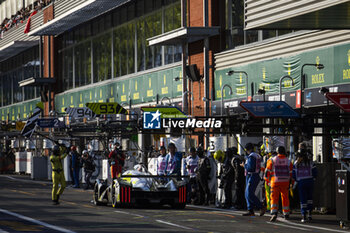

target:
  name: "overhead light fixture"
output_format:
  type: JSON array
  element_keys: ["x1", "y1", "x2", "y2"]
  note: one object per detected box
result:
[
  {"x1": 202, "y1": 97, "x2": 211, "y2": 102},
  {"x1": 226, "y1": 70, "x2": 234, "y2": 76},
  {"x1": 316, "y1": 64, "x2": 324, "y2": 69},
  {"x1": 257, "y1": 88, "x2": 266, "y2": 95},
  {"x1": 319, "y1": 87, "x2": 329, "y2": 95}
]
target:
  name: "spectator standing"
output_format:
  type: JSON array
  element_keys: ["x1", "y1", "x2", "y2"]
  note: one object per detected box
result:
[
  {"x1": 242, "y1": 143, "x2": 266, "y2": 216},
  {"x1": 81, "y1": 150, "x2": 95, "y2": 190},
  {"x1": 196, "y1": 147, "x2": 211, "y2": 205},
  {"x1": 185, "y1": 147, "x2": 199, "y2": 204},
  {"x1": 231, "y1": 147, "x2": 246, "y2": 210},
  {"x1": 293, "y1": 142, "x2": 317, "y2": 223},
  {"x1": 70, "y1": 146, "x2": 81, "y2": 188}
]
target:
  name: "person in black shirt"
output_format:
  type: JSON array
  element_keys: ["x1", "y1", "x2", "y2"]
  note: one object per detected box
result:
[{"x1": 81, "y1": 150, "x2": 95, "y2": 190}]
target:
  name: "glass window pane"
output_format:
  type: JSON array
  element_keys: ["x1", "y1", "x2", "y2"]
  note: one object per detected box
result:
[
  {"x1": 4, "y1": 74, "x2": 11, "y2": 106},
  {"x1": 62, "y1": 48, "x2": 73, "y2": 90},
  {"x1": 127, "y1": 23, "x2": 135, "y2": 74},
  {"x1": 137, "y1": 20, "x2": 145, "y2": 72},
  {"x1": 245, "y1": 30, "x2": 258, "y2": 44},
  {"x1": 120, "y1": 25, "x2": 128, "y2": 76},
  {"x1": 173, "y1": 1, "x2": 181, "y2": 29},
  {"x1": 164, "y1": 5, "x2": 174, "y2": 32},
  {"x1": 113, "y1": 27, "x2": 121, "y2": 78},
  {"x1": 75, "y1": 41, "x2": 91, "y2": 87},
  {"x1": 93, "y1": 33, "x2": 112, "y2": 82},
  {"x1": 278, "y1": 30, "x2": 293, "y2": 36},
  {"x1": 263, "y1": 30, "x2": 277, "y2": 40},
  {"x1": 127, "y1": 3, "x2": 135, "y2": 21},
  {"x1": 164, "y1": 45, "x2": 174, "y2": 65}
]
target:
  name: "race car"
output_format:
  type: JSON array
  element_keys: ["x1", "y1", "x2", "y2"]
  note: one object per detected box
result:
[{"x1": 93, "y1": 165, "x2": 187, "y2": 209}]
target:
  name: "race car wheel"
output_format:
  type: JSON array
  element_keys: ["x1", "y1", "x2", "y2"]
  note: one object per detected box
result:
[
  {"x1": 93, "y1": 183, "x2": 106, "y2": 206},
  {"x1": 111, "y1": 184, "x2": 118, "y2": 208},
  {"x1": 172, "y1": 203, "x2": 186, "y2": 209}
]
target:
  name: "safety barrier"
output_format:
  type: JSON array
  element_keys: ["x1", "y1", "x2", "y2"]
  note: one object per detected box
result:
[{"x1": 15, "y1": 152, "x2": 27, "y2": 173}]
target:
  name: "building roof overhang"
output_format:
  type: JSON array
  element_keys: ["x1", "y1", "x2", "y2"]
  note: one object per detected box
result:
[
  {"x1": 0, "y1": 40, "x2": 39, "y2": 62},
  {"x1": 147, "y1": 26, "x2": 221, "y2": 46},
  {"x1": 28, "y1": 0, "x2": 131, "y2": 36}
]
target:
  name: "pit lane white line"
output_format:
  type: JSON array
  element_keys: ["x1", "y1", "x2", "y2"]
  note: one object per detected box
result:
[
  {"x1": 155, "y1": 219, "x2": 194, "y2": 230},
  {"x1": 266, "y1": 221, "x2": 311, "y2": 231},
  {"x1": 114, "y1": 210, "x2": 145, "y2": 218},
  {"x1": 114, "y1": 210, "x2": 193, "y2": 230},
  {"x1": 0, "y1": 208, "x2": 76, "y2": 233},
  {"x1": 278, "y1": 218, "x2": 350, "y2": 233},
  {"x1": 189, "y1": 205, "x2": 348, "y2": 233}
]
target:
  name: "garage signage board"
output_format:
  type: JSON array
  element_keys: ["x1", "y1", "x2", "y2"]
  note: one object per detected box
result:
[
  {"x1": 141, "y1": 106, "x2": 187, "y2": 119},
  {"x1": 325, "y1": 92, "x2": 350, "y2": 112},
  {"x1": 65, "y1": 107, "x2": 96, "y2": 119},
  {"x1": 86, "y1": 102, "x2": 128, "y2": 115},
  {"x1": 37, "y1": 118, "x2": 65, "y2": 128},
  {"x1": 240, "y1": 101, "x2": 300, "y2": 118}
]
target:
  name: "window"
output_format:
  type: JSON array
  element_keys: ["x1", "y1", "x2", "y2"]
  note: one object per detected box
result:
[
  {"x1": 75, "y1": 41, "x2": 91, "y2": 87},
  {"x1": 93, "y1": 33, "x2": 112, "y2": 82},
  {"x1": 145, "y1": 11, "x2": 162, "y2": 69},
  {"x1": 59, "y1": 0, "x2": 182, "y2": 91},
  {"x1": 62, "y1": 48, "x2": 73, "y2": 90},
  {"x1": 227, "y1": 0, "x2": 298, "y2": 49},
  {"x1": 0, "y1": 46, "x2": 39, "y2": 107}
]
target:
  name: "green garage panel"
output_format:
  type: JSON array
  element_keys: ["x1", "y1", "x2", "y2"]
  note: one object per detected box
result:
[
  {"x1": 215, "y1": 43, "x2": 350, "y2": 101},
  {"x1": 142, "y1": 73, "x2": 158, "y2": 103},
  {"x1": 172, "y1": 66, "x2": 183, "y2": 98},
  {"x1": 117, "y1": 79, "x2": 130, "y2": 105},
  {"x1": 334, "y1": 43, "x2": 350, "y2": 85},
  {"x1": 0, "y1": 99, "x2": 40, "y2": 121},
  {"x1": 157, "y1": 68, "x2": 174, "y2": 100},
  {"x1": 54, "y1": 65, "x2": 181, "y2": 113},
  {"x1": 301, "y1": 47, "x2": 334, "y2": 88},
  {"x1": 129, "y1": 76, "x2": 143, "y2": 104}
]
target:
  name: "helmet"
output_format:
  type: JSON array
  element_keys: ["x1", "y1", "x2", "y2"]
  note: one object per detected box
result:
[
  {"x1": 82, "y1": 150, "x2": 88, "y2": 155},
  {"x1": 214, "y1": 150, "x2": 225, "y2": 163},
  {"x1": 71, "y1": 145, "x2": 76, "y2": 151},
  {"x1": 52, "y1": 145, "x2": 60, "y2": 153}
]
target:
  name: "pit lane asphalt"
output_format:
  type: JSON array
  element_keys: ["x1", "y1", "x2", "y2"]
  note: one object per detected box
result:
[{"x1": 0, "y1": 175, "x2": 348, "y2": 233}]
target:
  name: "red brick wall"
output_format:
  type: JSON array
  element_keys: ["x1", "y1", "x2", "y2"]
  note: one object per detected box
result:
[
  {"x1": 187, "y1": 0, "x2": 225, "y2": 117},
  {"x1": 42, "y1": 5, "x2": 55, "y2": 115}
]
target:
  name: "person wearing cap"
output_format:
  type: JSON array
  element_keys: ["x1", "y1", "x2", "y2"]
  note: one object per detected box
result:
[
  {"x1": 164, "y1": 143, "x2": 182, "y2": 177},
  {"x1": 185, "y1": 147, "x2": 199, "y2": 204},
  {"x1": 50, "y1": 145, "x2": 68, "y2": 205},
  {"x1": 241, "y1": 143, "x2": 266, "y2": 216},
  {"x1": 108, "y1": 142, "x2": 125, "y2": 179},
  {"x1": 81, "y1": 150, "x2": 95, "y2": 190},
  {"x1": 265, "y1": 146, "x2": 293, "y2": 222},
  {"x1": 156, "y1": 146, "x2": 167, "y2": 176},
  {"x1": 70, "y1": 145, "x2": 81, "y2": 188}
]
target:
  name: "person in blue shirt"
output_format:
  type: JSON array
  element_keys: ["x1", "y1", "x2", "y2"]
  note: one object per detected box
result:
[
  {"x1": 293, "y1": 142, "x2": 317, "y2": 223},
  {"x1": 164, "y1": 143, "x2": 182, "y2": 177},
  {"x1": 241, "y1": 143, "x2": 266, "y2": 216}
]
